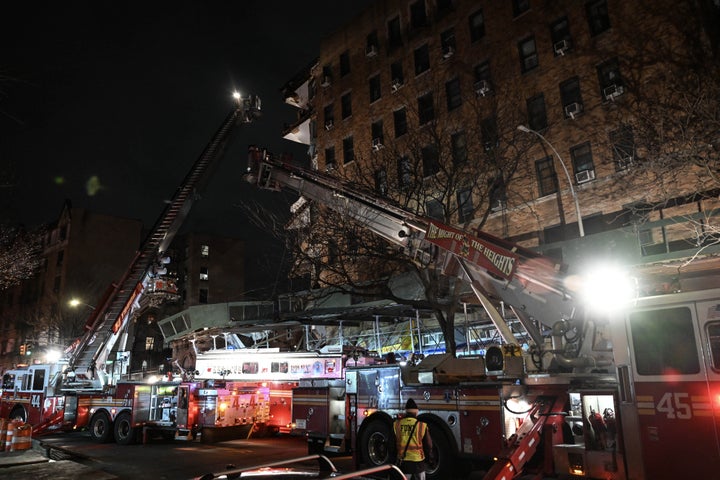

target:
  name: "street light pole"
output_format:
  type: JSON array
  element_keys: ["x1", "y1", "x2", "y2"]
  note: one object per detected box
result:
[{"x1": 517, "y1": 125, "x2": 585, "y2": 237}]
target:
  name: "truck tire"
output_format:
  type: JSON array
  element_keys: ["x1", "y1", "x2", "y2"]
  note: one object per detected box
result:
[
  {"x1": 9, "y1": 405, "x2": 27, "y2": 423},
  {"x1": 358, "y1": 418, "x2": 394, "y2": 467},
  {"x1": 426, "y1": 427, "x2": 454, "y2": 480},
  {"x1": 114, "y1": 412, "x2": 137, "y2": 445},
  {"x1": 90, "y1": 412, "x2": 113, "y2": 443}
]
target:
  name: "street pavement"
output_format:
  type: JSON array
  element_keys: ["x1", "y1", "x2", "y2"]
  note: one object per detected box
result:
[{"x1": 0, "y1": 439, "x2": 117, "y2": 479}]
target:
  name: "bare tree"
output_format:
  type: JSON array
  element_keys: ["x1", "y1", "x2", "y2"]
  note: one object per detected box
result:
[{"x1": 0, "y1": 224, "x2": 45, "y2": 291}]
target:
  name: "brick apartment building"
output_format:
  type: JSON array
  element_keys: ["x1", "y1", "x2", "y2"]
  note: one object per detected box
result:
[
  {"x1": 0, "y1": 202, "x2": 143, "y2": 372},
  {"x1": 280, "y1": 0, "x2": 719, "y2": 292}
]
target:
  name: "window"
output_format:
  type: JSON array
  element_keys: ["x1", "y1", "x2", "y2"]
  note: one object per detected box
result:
[
  {"x1": 397, "y1": 155, "x2": 412, "y2": 188},
  {"x1": 451, "y1": 131, "x2": 467, "y2": 165},
  {"x1": 200, "y1": 245, "x2": 209, "y2": 257},
  {"x1": 630, "y1": 307, "x2": 700, "y2": 375},
  {"x1": 321, "y1": 65, "x2": 332, "y2": 86},
  {"x1": 391, "y1": 61, "x2": 404, "y2": 88},
  {"x1": 371, "y1": 120, "x2": 384, "y2": 147},
  {"x1": 343, "y1": 136, "x2": 354, "y2": 164},
  {"x1": 445, "y1": 77, "x2": 462, "y2": 111},
  {"x1": 481, "y1": 116, "x2": 498, "y2": 151},
  {"x1": 31, "y1": 369, "x2": 45, "y2": 391},
  {"x1": 473, "y1": 61, "x2": 493, "y2": 96},
  {"x1": 536, "y1": 156, "x2": 558, "y2": 196},
  {"x1": 586, "y1": 0, "x2": 611, "y2": 37},
  {"x1": 199, "y1": 266, "x2": 209, "y2": 281},
  {"x1": 512, "y1": 0, "x2": 530, "y2": 17},
  {"x1": 518, "y1": 36, "x2": 539, "y2": 73},
  {"x1": 527, "y1": 94, "x2": 547, "y2": 131},
  {"x1": 436, "y1": 0, "x2": 454, "y2": 18},
  {"x1": 366, "y1": 30, "x2": 379, "y2": 55},
  {"x1": 145, "y1": 337, "x2": 155, "y2": 351},
  {"x1": 708, "y1": 322, "x2": 720, "y2": 370},
  {"x1": 457, "y1": 188, "x2": 473, "y2": 223},
  {"x1": 53, "y1": 275, "x2": 61, "y2": 293},
  {"x1": 570, "y1": 142, "x2": 595, "y2": 176},
  {"x1": 422, "y1": 144, "x2": 440, "y2": 177},
  {"x1": 426, "y1": 199, "x2": 444, "y2": 220},
  {"x1": 609, "y1": 125, "x2": 636, "y2": 170},
  {"x1": 369, "y1": 74, "x2": 381, "y2": 102},
  {"x1": 199, "y1": 288, "x2": 208, "y2": 304},
  {"x1": 414, "y1": 44, "x2": 430, "y2": 75},
  {"x1": 489, "y1": 175, "x2": 507, "y2": 211},
  {"x1": 440, "y1": 28, "x2": 456, "y2": 58},
  {"x1": 325, "y1": 147, "x2": 336, "y2": 170},
  {"x1": 341, "y1": 92, "x2": 352, "y2": 119},
  {"x1": 410, "y1": 1, "x2": 428, "y2": 29},
  {"x1": 56, "y1": 250, "x2": 64, "y2": 267},
  {"x1": 468, "y1": 9, "x2": 485, "y2": 42},
  {"x1": 388, "y1": 16, "x2": 403, "y2": 49},
  {"x1": 340, "y1": 50, "x2": 350, "y2": 77},
  {"x1": 560, "y1": 77, "x2": 583, "y2": 118},
  {"x1": 394, "y1": 108, "x2": 408, "y2": 137},
  {"x1": 375, "y1": 169, "x2": 388, "y2": 196},
  {"x1": 323, "y1": 103, "x2": 334, "y2": 129},
  {"x1": 418, "y1": 92, "x2": 435, "y2": 125},
  {"x1": 550, "y1": 16, "x2": 572, "y2": 55},
  {"x1": 597, "y1": 58, "x2": 624, "y2": 101}
]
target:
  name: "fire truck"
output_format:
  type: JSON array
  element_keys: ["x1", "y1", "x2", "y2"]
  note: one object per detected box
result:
[
  {"x1": 245, "y1": 147, "x2": 720, "y2": 479},
  {"x1": 0, "y1": 94, "x2": 262, "y2": 444}
]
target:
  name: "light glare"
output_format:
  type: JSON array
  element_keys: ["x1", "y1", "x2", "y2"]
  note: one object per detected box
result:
[{"x1": 581, "y1": 265, "x2": 636, "y2": 312}]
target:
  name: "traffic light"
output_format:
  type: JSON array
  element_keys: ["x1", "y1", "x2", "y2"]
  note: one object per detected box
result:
[{"x1": 19, "y1": 344, "x2": 26, "y2": 356}]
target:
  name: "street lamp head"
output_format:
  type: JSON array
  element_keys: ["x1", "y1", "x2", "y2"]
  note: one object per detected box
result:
[
  {"x1": 517, "y1": 125, "x2": 531, "y2": 133},
  {"x1": 69, "y1": 298, "x2": 81, "y2": 307},
  {"x1": 232, "y1": 91, "x2": 241, "y2": 100}
]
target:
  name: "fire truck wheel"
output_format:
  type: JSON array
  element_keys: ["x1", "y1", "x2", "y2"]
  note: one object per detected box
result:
[
  {"x1": 114, "y1": 412, "x2": 137, "y2": 445},
  {"x1": 358, "y1": 419, "x2": 394, "y2": 467},
  {"x1": 90, "y1": 412, "x2": 113, "y2": 443},
  {"x1": 426, "y1": 427, "x2": 453, "y2": 480},
  {"x1": 10, "y1": 406, "x2": 27, "y2": 423}
]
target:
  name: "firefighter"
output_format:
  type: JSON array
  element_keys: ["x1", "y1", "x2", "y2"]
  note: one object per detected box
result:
[{"x1": 393, "y1": 398, "x2": 434, "y2": 480}]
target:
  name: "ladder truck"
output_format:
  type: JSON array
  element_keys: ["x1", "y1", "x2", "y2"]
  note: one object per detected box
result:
[
  {"x1": 245, "y1": 147, "x2": 720, "y2": 479},
  {"x1": 0, "y1": 94, "x2": 262, "y2": 444}
]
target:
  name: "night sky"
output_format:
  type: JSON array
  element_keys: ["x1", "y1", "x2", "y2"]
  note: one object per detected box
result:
[{"x1": 1, "y1": 1, "x2": 373, "y2": 238}]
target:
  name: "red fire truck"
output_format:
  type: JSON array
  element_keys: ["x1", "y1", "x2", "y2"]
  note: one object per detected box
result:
[
  {"x1": 0, "y1": 94, "x2": 262, "y2": 444},
  {"x1": 246, "y1": 147, "x2": 720, "y2": 479}
]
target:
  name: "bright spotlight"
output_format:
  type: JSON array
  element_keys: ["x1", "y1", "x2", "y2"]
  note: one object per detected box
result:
[
  {"x1": 580, "y1": 264, "x2": 636, "y2": 313},
  {"x1": 46, "y1": 349, "x2": 61, "y2": 363},
  {"x1": 232, "y1": 91, "x2": 241, "y2": 100}
]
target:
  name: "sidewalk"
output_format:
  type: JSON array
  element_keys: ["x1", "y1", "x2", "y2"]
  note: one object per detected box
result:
[{"x1": 0, "y1": 438, "x2": 117, "y2": 479}]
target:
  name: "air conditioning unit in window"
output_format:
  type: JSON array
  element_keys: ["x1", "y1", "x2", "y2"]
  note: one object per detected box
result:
[
  {"x1": 603, "y1": 84, "x2": 625, "y2": 101},
  {"x1": 324, "y1": 120, "x2": 334, "y2": 131},
  {"x1": 474, "y1": 79, "x2": 491, "y2": 97},
  {"x1": 442, "y1": 45, "x2": 455, "y2": 59},
  {"x1": 371, "y1": 138, "x2": 384, "y2": 151},
  {"x1": 391, "y1": 79, "x2": 403, "y2": 93},
  {"x1": 565, "y1": 102, "x2": 582, "y2": 119},
  {"x1": 366, "y1": 45, "x2": 378, "y2": 57},
  {"x1": 575, "y1": 169, "x2": 596, "y2": 184},
  {"x1": 554, "y1": 39, "x2": 570, "y2": 56},
  {"x1": 617, "y1": 155, "x2": 634, "y2": 170},
  {"x1": 325, "y1": 162, "x2": 336, "y2": 173},
  {"x1": 320, "y1": 75, "x2": 332, "y2": 88}
]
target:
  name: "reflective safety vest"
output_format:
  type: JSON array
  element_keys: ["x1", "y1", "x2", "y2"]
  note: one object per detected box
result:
[{"x1": 394, "y1": 417, "x2": 427, "y2": 462}]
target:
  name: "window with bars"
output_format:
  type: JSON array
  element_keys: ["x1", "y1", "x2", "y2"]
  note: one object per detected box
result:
[
  {"x1": 519, "y1": 36, "x2": 539, "y2": 73},
  {"x1": 418, "y1": 92, "x2": 435, "y2": 125},
  {"x1": 394, "y1": 108, "x2": 408, "y2": 137},
  {"x1": 445, "y1": 77, "x2": 462, "y2": 111},
  {"x1": 468, "y1": 9, "x2": 485, "y2": 42},
  {"x1": 414, "y1": 44, "x2": 430, "y2": 75},
  {"x1": 536, "y1": 156, "x2": 558, "y2": 196}
]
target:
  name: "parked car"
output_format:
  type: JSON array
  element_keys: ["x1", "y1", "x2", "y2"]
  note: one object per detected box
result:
[{"x1": 193, "y1": 455, "x2": 404, "y2": 480}]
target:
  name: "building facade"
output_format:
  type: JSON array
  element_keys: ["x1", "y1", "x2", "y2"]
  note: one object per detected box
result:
[
  {"x1": 0, "y1": 202, "x2": 143, "y2": 372},
  {"x1": 281, "y1": 0, "x2": 719, "y2": 289}
]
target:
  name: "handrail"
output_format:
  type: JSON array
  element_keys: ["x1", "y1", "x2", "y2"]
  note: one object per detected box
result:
[{"x1": 193, "y1": 454, "x2": 406, "y2": 480}]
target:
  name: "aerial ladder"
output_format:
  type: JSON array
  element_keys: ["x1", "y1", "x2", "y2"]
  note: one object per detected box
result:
[
  {"x1": 246, "y1": 146, "x2": 580, "y2": 358},
  {"x1": 245, "y1": 147, "x2": 621, "y2": 478},
  {"x1": 63, "y1": 94, "x2": 262, "y2": 391}
]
